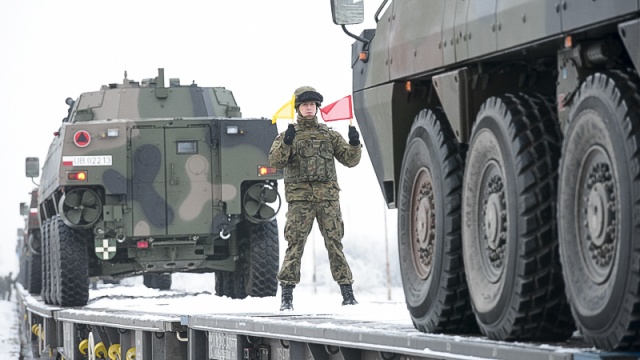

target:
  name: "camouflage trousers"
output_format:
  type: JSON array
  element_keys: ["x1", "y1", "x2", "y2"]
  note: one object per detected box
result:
[{"x1": 277, "y1": 200, "x2": 354, "y2": 286}]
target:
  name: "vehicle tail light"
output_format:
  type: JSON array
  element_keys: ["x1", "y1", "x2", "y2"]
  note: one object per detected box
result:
[
  {"x1": 67, "y1": 171, "x2": 87, "y2": 181},
  {"x1": 137, "y1": 240, "x2": 149, "y2": 249},
  {"x1": 258, "y1": 166, "x2": 278, "y2": 176}
]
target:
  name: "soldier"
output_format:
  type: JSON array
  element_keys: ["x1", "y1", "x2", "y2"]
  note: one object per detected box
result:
[
  {"x1": 5, "y1": 272, "x2": 16, "y2": 301},
  {"x1": 269, "y1": 86, "x2": 362, "y2": 311},
  {"x1": 0, "y1": 274, "x2": 6, "y2": 301}
]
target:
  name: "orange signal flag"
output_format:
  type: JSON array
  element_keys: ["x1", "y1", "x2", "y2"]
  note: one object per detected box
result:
[
  {"x1": 272, "y1": 95, "x2": 296, "y2": 124},
  {"x1": 320, "y1": 95, "x2": 353, "y2": 122}
]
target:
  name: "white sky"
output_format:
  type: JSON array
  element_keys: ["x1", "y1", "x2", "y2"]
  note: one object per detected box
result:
[{"x1": 0, "y1": 0, "x2": 396, "y2": 279}]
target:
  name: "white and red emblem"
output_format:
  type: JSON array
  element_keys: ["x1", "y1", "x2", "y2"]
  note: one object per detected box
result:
[{"x1": 74, "y1": 130, "x2": 91, "y2": 147}]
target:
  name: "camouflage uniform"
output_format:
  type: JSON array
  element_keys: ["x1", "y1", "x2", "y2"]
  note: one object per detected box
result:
[
  {"x1": 269, "y1": 113, "x2": 362, "y2": 286},
  {"x1": 0, "y1": 275, "x2": 6, "y2": 301},
  {"x1": 4, "y1": 272, "x2": 14, "y2": 301}
]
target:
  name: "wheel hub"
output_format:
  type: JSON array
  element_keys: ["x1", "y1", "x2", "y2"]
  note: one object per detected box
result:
[
  {"x1": 411, "y1": 168, "x2": 436, "y2": 280},
  {"x1": 482, "y1": 174, "x2": 506, "y2": 274},
  {"x1": 579, "y1": 156, "x2": 617, "y2": 284},
  {"x1": 586, "y1": 182, "x2": 608, "y2": 246},
  {"x1": 484, "y1": 194, "x2": 502, "y2": 249}
]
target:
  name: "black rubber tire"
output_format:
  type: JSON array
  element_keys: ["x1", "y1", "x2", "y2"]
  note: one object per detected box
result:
[
  {"x1": 214, "y1": 271, "x2": 236, "y2": 298},
  {"x1": 41, "y1": 219, "x2": 51, "y2": 304},
  {"x1": 224, "y1": 272, "x2": 236, "y2": 298},
  {"x1": 214, "y1": 271, "x2": 224, "y2": 296},
  {"x1": 19, "y1": 257, "x2": 28, "y2": 290},
  {"x1": 397, "y1": 108, "x2": 476, "y2": 334},
  {"x1": 28, "y1": 233, "x2": 42, "y2": 295},
  {"x1": 51, "y1": 219, "x2": 61, "y2": 305},
  {"x1": 462, "y1": 93, "x2": 574, "y2": 341},
  {"x1": 231, "y1": 271, "x2": 248, "y2": 299},
  {"x1": 230, "y1": 220, "x2": 279, "y2": 299},
  {"x1": 51, "y1": 216, "x2": 90, "y2": 306},
  {"x1": 143, "y1": 274, "x2": 172, "y2": 290},
  {"x1": 558, "y1": 71, "x2": 640, "y2": 351},
  {"x1": 155, "y1": 274, "x2": 171, "y2": 290}
]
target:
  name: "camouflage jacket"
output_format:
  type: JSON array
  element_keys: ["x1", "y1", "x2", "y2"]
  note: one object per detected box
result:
[{"x1": 269, "y1": 115, "x2": 362, "y2": 202}]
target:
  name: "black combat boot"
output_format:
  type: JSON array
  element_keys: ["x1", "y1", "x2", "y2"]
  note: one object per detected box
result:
[
  {"x1": 340, "y1": 284, "x2": 358, "y2": 305},
  {"x1": 280, "y1": 285, "x2": 294, "y2": 311}
]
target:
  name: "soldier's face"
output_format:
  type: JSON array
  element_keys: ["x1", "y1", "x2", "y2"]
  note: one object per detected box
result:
[{"x1": 299, "y1": 102, "x2": 317, "y2": 118}]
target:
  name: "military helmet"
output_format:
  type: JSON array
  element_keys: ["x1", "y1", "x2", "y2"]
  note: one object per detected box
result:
[{"x1": 294, "y1": 86, "x2": 323, "y2": 109}]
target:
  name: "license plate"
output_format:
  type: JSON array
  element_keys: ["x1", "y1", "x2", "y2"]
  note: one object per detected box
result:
[{"x1": 62, "y1": 155, "x2": 113, "y2": 166}]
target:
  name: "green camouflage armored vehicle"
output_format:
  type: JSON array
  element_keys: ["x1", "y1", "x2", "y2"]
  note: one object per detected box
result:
[
  {"x1": 332, "y1": 0, "x2": 640, "y2": 351},
  {"x1": 18, "y1": 187, "x2": 42, "y2": 295},
  {"x1": 25, "y1": 69, "x2": 282, "y2": 307}
]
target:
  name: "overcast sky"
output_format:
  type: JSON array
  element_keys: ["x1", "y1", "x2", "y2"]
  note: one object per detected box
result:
[{"x1": 0, "y1": 1, "x2": 396, "y2": 277}]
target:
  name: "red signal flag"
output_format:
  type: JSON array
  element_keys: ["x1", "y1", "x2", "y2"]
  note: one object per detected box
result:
[{"x1": 320, "y1": 95, "x2": 353, "y2": 122}]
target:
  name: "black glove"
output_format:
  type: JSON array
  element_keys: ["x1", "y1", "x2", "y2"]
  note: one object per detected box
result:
[
  {"x1": 348, "y1": 125, "x2": 360, "y2": 146},
  {"x1": 283, "y1": 124, "x2": 296, "y2": 145}
]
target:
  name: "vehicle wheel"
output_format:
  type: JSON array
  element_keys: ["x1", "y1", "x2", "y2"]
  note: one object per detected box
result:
[
  {"x1": 558, "y1": 71, "x2": 640, "y2": 350},
  {"x1": 51, "y1": 215, "x2": 89, "y2": 306},
  {"x1": 231, "y1": 271, "x2": 247, "y2": 299},
  {"x1": 19, "y1": 257, "x2": 28, "y2": 290},
  {"x1": 28, "y1": 233, "x2": 42, "y2": 295},
  {"x1": 214, "y1": 271, "x2": 224, "y2": 296},
  {"x1": 463, "y1": 93, "x2": 573, "y2": 341},
  {"x1": 41, "y1": 219, "x2": 51, "y2": 304},
  {"x1": 397, "y1": 108, "x2": 476, "y2": 333},
  {"x1": 233, "y1": 220, "x2": 279, "y2": 299},
  {"x1": 143, "y1": 274, "x2": 172, "y2": 290},
  {"x1": 214, "y1": 271, "x2": 236, "y2": 298},
  {"x1": 50, "y1": 220, "x2": 61, "y2": 305}
]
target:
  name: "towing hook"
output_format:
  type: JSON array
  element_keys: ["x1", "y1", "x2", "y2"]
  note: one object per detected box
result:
[
  {"x1": 220, "y1": 227, "x2": 231, "y2": 239},
  {"x1": 108, "y1": 343, "x2": 121, "y2": 360},
  {"x1": 79, "y1": 339, "x2": 89, "y2": 355},
  {"x1": 94, "y1": 342, "x2": 107, "y2": 359},
  {"x1": 31, "y1": 324, "x2": 38, "y2": 336},
  {"x1": 125, "y1": 347, "x2": 136, "y2": 360}
]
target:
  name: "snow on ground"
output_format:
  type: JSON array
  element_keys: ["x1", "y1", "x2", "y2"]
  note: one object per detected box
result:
[
  {"x1": 85, "y1": 273, "x2": 410, "y2": 322},
  {"x1": 0, "y1": 297, "x2": 22, "y2": 359}
]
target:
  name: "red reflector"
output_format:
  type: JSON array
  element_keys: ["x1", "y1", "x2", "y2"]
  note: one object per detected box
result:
[{"x1": 137, "y1": 240, "x2": 149, "y2": 249}]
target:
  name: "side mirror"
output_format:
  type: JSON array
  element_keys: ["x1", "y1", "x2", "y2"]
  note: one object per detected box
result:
[
  {"x1": 26, "y1": 157, "x2": 40, "y2": 178},
  {"x1": 330, "y1": 0, "x2": 364, "y2": 25},
  {"x1": 20, "y1": 202, "x2": 28, "y2": 216}
]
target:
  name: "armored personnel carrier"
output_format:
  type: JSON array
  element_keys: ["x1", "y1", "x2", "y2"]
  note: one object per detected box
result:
[
  {"x1": 25, "y1": 69, "x2": 282, "y2": 306},
  {"x1": 331, "y1": 0, "x2": 640, "y2": 351},
  {"x1": 18, "y1": 187, "x2": 42, "y2": 295}
]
